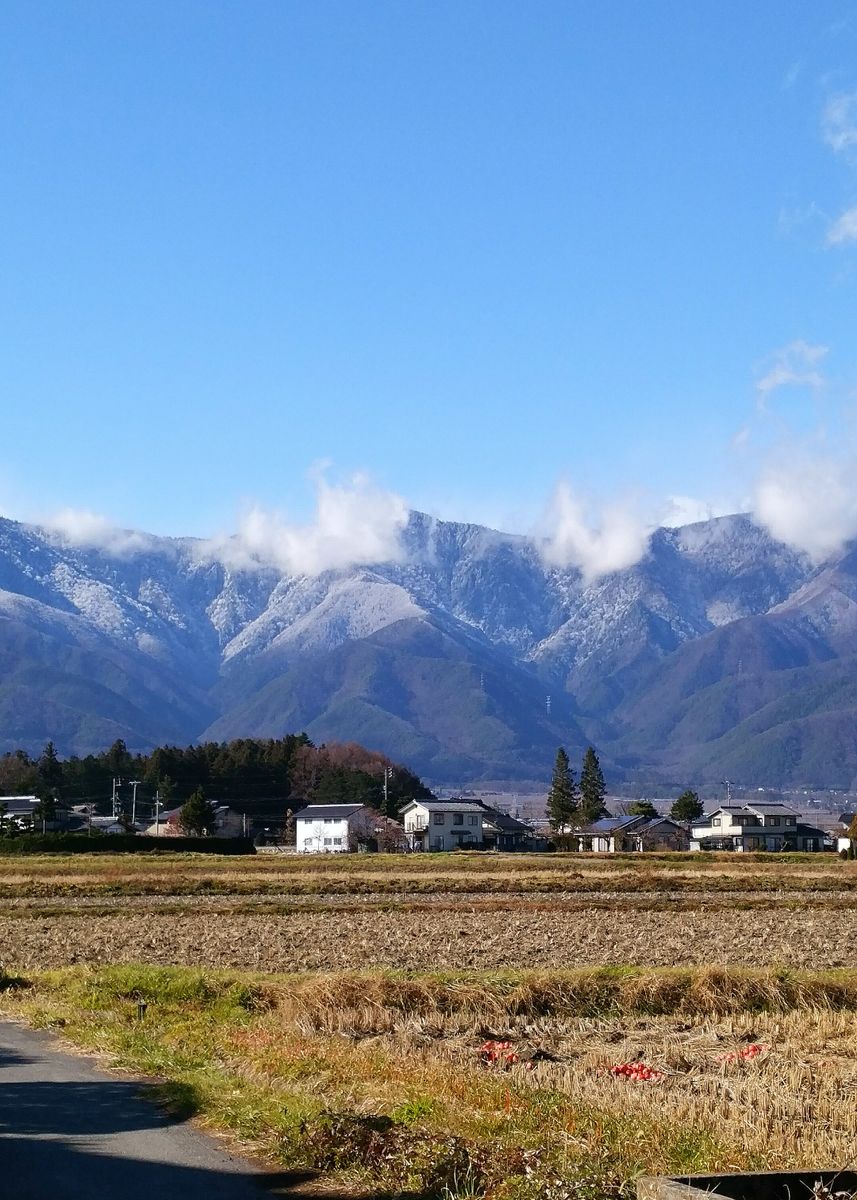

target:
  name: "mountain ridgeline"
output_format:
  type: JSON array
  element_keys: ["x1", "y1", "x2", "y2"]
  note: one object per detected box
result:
[{"x1": 0, "y1": 509, "x2": 855, "y2": 789}]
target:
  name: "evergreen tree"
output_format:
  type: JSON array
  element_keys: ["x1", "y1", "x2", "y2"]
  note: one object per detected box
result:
[
  {"x1": 178, "y1": 787, "x2": 217, "y2": 836},
  {"x1": 578, "y1": 746, "x2": 607, "y2": 824},
  {"x1": 38, "y1": 741, "x2": 63, "y2": 795},
  {"x1": 546, "y1": 747, "x2": 579, "y2": 832},
  {"x1": 627, "y1": 799, "x2": 658, "y2": 819},
  {"x1": 671, "y1": 790, "x2": 703, "y2": 823},
  {"x1": 34, "y1": 786, "x2": 59, "y2": 830}
]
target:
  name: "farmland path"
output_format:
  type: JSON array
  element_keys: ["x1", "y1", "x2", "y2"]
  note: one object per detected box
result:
[{"x1": 0, "y1": 1020, "x2": 342, "y2": 1199}]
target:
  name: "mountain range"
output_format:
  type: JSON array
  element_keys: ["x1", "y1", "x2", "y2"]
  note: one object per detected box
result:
[{"x1": 2, "y1": 509, "x2": 856, "y2": 789}]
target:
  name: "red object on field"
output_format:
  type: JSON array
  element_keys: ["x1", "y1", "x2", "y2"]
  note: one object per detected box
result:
[
  {"x1": 607, "y1": 1060, "x2": 665, "y2": 1083},
  {"x1": 479, "y1": 1039, "x2": 520, "y2": 1069},
  {"x1": 717, "y1": 1042, "x2": 770, "y2": 1065}
]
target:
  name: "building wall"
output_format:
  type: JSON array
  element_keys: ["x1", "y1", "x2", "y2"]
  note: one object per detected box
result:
[
  {"x1": 404, "y1": 804, "x2": 482, "y2": 850},
  {"x1": 297, "y1": 816, "x2": 351, "y2": 852}
]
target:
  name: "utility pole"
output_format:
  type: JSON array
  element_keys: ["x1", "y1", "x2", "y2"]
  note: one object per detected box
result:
[
  {"x1": 383, "y1": 766, "x2": 392, "y2": 813},
  {"x1": 130, "y1": 781, "x2": 142, "y2": 829},
  {"x1": 111, "y1": 778, "x2": 121, "y2": 820},
  {"x1": 154, "y1": 790, "x2": 161, "y2": 836}
]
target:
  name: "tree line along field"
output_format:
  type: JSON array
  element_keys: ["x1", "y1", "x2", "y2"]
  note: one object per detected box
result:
[{"x1": 2, "y1": 851, "x2": 856, "y2": 1198}]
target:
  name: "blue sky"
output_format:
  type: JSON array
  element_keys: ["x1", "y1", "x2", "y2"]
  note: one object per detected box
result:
[{"x1": 2, "y1": 1, "x2": 857, "y2": 556}]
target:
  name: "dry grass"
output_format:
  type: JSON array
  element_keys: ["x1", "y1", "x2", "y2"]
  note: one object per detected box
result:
[
  {"x1": 1, "y1": 905, "x2": 853, "y2": 971},
  {"x1": 0, "y1": 851, "x2": 854, "y2": 901},
  {"x1": 4, "y1": 964, "x2": 857, "y2": 1196}
]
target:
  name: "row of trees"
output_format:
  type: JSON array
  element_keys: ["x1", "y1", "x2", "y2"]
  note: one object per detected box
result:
[
  {"x1": 0, "y1": 735, "x2": 434, "y2": 824},
  {"x1": 546, "y1": 745, "x2": 705, "y2": 834},
  {"x1": 546, "y1": 746, "x2": 607, "y2": 831}
]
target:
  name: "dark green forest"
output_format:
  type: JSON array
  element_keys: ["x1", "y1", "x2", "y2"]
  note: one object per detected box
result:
[{"x1": 0, "y1": 735, "x2": 434, "y2": 821}]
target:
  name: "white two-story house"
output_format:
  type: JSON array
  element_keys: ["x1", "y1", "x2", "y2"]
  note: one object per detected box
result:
[
  {"x1": 691, "y1": 802, "x2": 800, "y2": 851},
  {"x1": 295, "y1": 804, "x2": 380, "y2": 853},
  {"x1": 400, "y1": 799, "x2": 484, "y2": 851}
]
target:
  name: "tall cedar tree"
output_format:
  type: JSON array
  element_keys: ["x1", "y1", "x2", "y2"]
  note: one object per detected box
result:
[
  {"x1": 671, "y1": 790, "x2": 703, "y2": 822},
  {"x1": 38, "y1": 741, "x2": 63, "y2": 794},
  {"x1": 546, "y1": 747, "x2": 579, "y2": 831},
  {"x1": 578, "y1": 746, "x2": 607, "y2": 824},
  {"x1": 179, "y1": 787, "x2": 217, "y2": 836}
]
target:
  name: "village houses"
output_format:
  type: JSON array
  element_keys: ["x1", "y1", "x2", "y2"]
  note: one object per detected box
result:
[{"x1": 690, "y1": 802, "x2": 827, "y2": 852}]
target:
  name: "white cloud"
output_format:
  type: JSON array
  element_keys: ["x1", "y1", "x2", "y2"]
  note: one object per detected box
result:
[
  {"x1": 755, "y1": 340, "x2": 828, "y2": 405},
  {"x1": 540, "y1": 481, "x2": 651, "y2": 582},
  {"x1": 823, "y1": 91, "x2": 857, "y2": 153},
  {"x1": 205, "y1": 471, "x2": 409, "y2": 576},
  {"x1": 659, "y1": 495, "x2": 718, "y2": 528},
  {"x1": 40, "y1": 509, "x2": 159, "y2": 557},
  {"x1": 827, "y1": 204, "x2": 857, "y2": 245},
  {"x1": 753, "y1": 454, "x2": 857, "y2": 561}
]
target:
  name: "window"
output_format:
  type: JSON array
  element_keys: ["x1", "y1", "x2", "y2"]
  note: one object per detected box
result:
[
  {"x1": 712, "y1": 817, "x2": 721, "y2": 827},
  {"x1": 324, "y1": 818, "x2": 335, "y2": 824},
  {"x1": 333, "y1": 837, "x2": 342, "y2": 846},
  {"x1": 468, "y1": 815, "x2": 478, "y2": 826},
  {"x1": 433, "y1": 813, "x2": 445, "y2": 825},
  {"x1": 786, "y1": 817, "x2": 796, "y2": 826},
  {"x1": 453, "y1": 814, "x2": 464, "y2": 825},
  {"x1": 303, "y1": 838, "x2": 312, "y2": 847},
  {"x1": 323, "y1": 837, "x2": 332, "y2": 846},
  {"x1": 767, "y1": 817, "x2": 780, "y2": 826}
]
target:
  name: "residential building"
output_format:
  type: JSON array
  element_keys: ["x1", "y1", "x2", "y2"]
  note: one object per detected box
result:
[
  {"x1": 294, "y1": 804, "x2": 381, "y2": 853},
  {"x1": 575, "y1": 815, "x2": 645, "y2": 853},
  {"x1": 574, "y1": 814, "x2": 689, "y2": 852},
  {"x1": 690, "y1": 802, "x2": 808, "y2": 851},
  {"x1": 632, "y1": 816, "x2": 691, "y2": 851},
  {"x1": 0, "y1": 796, "x2": 40, "y2": 828},
  {"x1": 400, "y1": 799, "x2": 484, "y2": 851},
  {"x1": 478, "y1": 804, "x2": 533, "y2": 851},
  {"x1": 141, "y1": 804, "x2": 246, "y2": 838}
]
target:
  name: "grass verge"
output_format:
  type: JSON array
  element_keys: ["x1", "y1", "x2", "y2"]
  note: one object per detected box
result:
[{"x1": 2, "y1": 964, "x2": 857, "y2": 1198}]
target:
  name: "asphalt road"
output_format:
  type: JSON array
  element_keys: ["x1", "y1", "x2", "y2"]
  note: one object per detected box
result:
[{"x1": 0, "y1": 1020, "x2": 334, "y2": 1199}]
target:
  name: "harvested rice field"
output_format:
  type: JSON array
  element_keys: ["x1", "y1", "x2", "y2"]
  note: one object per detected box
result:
[
  {"x1": 0, "y1": 851, "x2": 853, "y2": 971},
  {"x1": 0, "y1": 905, "x2": 854, "y2": 971},
  {"x1": 4, "y1": 963, "x2": 857, "y2": 1198},
  {"x1": 3, "y1": 852, "x2": 856, "y2": 1197}
]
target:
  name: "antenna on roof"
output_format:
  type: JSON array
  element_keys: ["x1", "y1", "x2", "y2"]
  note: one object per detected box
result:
[
  {"x1": 545, "y1": 694, "x2": 551, "y2": 717},
  {"x1": 721, "y1": 779, "x2": 732, "y2": 803}
]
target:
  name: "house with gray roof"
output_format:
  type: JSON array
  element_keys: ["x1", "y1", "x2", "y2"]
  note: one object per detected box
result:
[
  {"x1": 400, "y1": 799, "x2": 484, "y2": 851},
  {"x1": 575, "y1": 814, "x2": 689, "y2": 853},
  {"x1": 690, "y1": 802, "x2": 815, "y2": 851}
]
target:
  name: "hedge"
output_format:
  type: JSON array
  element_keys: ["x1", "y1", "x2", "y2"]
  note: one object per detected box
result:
[{"x1": 0, "y1": 833, "x2": 256, "y2": 855}]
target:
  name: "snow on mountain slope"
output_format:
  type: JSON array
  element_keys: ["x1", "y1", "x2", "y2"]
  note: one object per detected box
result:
[
  {"x1": 0, "y1": 509, "x2": 850, "y2": 784},
  {"x1": 223, "y1": 572, "x2": 425, "y2": 662}
]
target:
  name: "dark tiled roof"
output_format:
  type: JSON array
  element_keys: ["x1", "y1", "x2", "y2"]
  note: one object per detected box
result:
[
  {"x1": 794, "y1": 823, "x2": 827, "y2": 838},
  {"x1": 746, "y1": 802, "x2": 800, "y2": 816},
  {"x1": 479, "y1": 807, "x2": 531, "y2": 833},
  {"x1": 589, "y1": 816, "x2": 643, "y2": 832},
  {"x1": 404, "y1": 800, "x2": 485, "y2": 814}
]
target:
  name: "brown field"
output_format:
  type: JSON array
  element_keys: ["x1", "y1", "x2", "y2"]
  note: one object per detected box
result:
[
  {"x1": 0, "y1": 851, "x2": 853, "y2": 973},
  {"x1": 2, "y1": 852, "x2": 856, "y2": 1197},
  {"x1": 0, "y1": 904, "x2": 853, "y2": 971}
]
